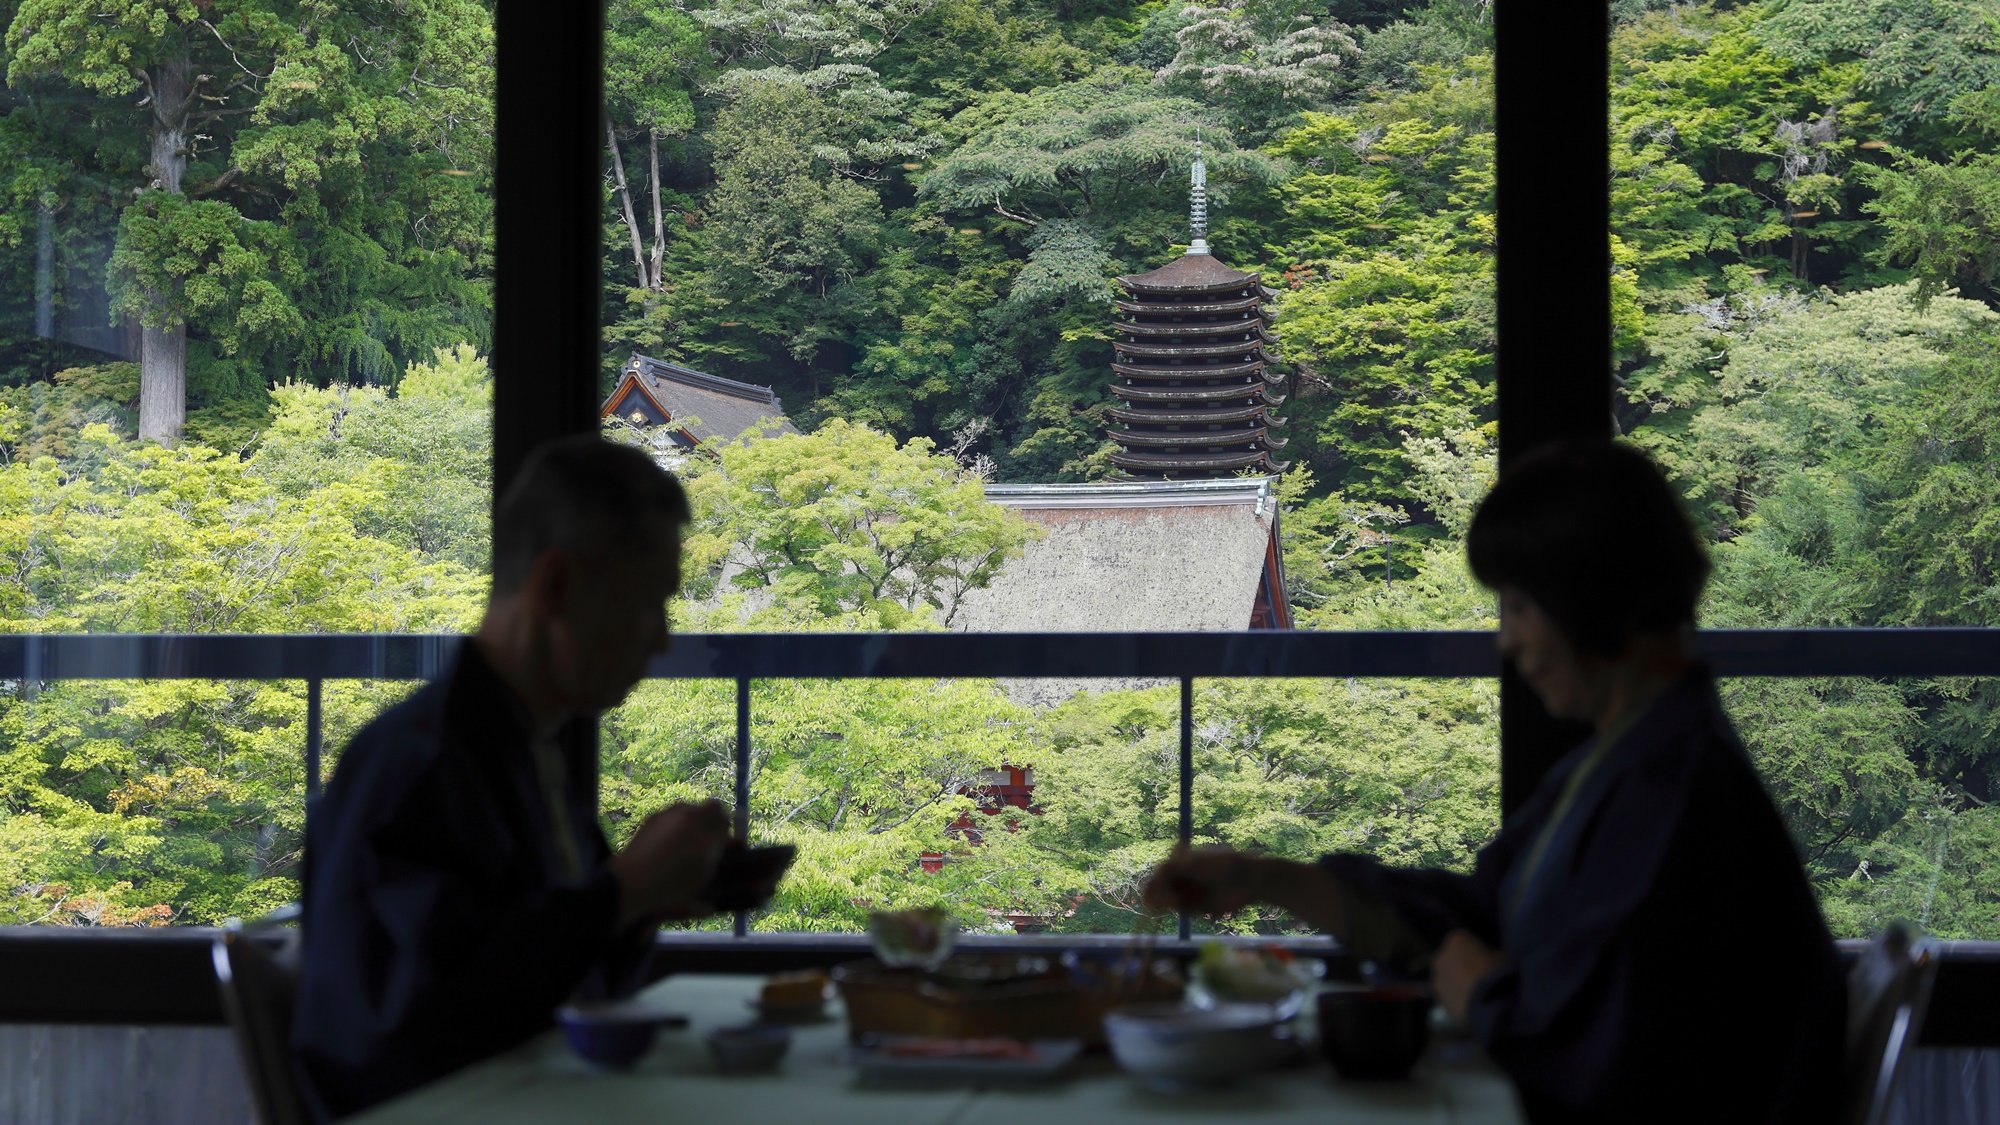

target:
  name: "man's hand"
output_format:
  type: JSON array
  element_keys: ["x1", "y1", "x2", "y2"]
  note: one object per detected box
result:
[
  {"x1": 609, "y1": 799, "x2": 731, "y2": 929},
  {"x1": 1432, "y1": 929, "x2": 1506, "y2": 1025},
  {"x1": 1142, "y1": 844, "x2": 1262, "y2": 916}
]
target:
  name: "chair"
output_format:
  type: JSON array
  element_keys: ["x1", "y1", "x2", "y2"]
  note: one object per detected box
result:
[
  {"x1": 213, "y1": 907, "x2": 313, "y2": 1125},
  {"x1": 1843, "y1": 922, "x2": 1939, "y2": 1125}
]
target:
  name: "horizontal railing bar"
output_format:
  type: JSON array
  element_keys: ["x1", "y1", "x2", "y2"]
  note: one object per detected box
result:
[{"x1": 4, "y1": 629, "x2": 2000, "y2": 681}]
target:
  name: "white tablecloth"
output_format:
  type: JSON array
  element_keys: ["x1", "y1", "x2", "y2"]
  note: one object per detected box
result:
[{"x1": 353, "y1": 974, "x2": 1525, "y2": 1125}]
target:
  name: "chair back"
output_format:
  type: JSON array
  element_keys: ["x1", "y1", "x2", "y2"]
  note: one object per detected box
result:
[
  {"x1": 213, "y1": 925, "x2": 312, "y2": 1125},
  {"x1": 1842, "y1": 922, "x2": 1938, "y2": 1125}
]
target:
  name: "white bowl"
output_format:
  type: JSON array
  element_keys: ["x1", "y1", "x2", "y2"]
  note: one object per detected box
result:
[{"x1": 1103, "y1": 1003, "x2": 1284, "y2": 1091}]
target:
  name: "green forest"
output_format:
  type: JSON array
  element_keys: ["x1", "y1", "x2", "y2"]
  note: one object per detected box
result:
[{"x1": 4, "y1": 0, "x2": 2000, "y2": 940}]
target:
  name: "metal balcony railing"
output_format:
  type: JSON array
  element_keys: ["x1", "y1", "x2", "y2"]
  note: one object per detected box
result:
[{"x1": 7, "y1": 628, "x2": 2000, "y2": 939}]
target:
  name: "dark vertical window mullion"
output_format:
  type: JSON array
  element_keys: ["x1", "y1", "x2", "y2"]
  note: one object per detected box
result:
[
  {"x1": 492, "y1": 0, "x2": 608, "y2": 824},
  {"x1": 492, "y1": 0, "x2": 606, "y2": 495},
  {"x1": 735, "y1": 677, "x2": 752, "y2": 938},
  {"x1": 1493, "y1": 4, "x2": 1614, "y2": 812},
  {"x1": 1179, "y1": 676, "x2": 1194, "y2": 942}
]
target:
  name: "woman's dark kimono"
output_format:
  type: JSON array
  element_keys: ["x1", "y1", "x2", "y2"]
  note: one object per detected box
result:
[{"x1": 1325, "y1": 672, "x2": 1845, "y2": 1124}]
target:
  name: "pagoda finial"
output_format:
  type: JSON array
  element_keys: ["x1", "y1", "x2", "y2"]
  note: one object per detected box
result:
[{"x1": 1188, "y1": 130, "x2": 1211, "y2": 255}]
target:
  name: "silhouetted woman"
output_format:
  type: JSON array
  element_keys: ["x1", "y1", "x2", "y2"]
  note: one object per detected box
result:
[{"x1": 1146, "y1": 441, "x2": 1844, "y2": 1124}]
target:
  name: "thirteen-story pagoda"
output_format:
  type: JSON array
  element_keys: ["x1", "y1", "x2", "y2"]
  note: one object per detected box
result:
[{"x1": 1106, "y1": 147, "x2": 1289, "y2": 478}]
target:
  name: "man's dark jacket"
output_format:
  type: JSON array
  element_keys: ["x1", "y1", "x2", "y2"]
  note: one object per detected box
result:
[
  {"x1": 1325, "y1": 672, "x2": 1846, "y2": 1124},
  {"x1": 293, "y1": 645, "x2": 651, "y2": 1117}
]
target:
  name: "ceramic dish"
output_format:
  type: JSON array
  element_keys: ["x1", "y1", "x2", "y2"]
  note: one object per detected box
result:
[
  {"x1": 556, "y1": 1001, "x2": 688, "y2": 1070},
  {"x1": 1103, "y1": 1002, "x2": 1284, "y2": 1091},
  {"x1": 849, "y1": 1036, "x2": 1082, "y2": 1084}
]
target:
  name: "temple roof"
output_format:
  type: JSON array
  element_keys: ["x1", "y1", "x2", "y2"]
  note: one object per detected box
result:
[
  {"x1": 603, "y1": 354, "x2": 798, "y2": 445},
  {"x1": 954, "y1": 478, "x2": 1286, "y2": 634},
  {"x1": 1117, "y1": 252, "x2": 1261, "y2": 294}
]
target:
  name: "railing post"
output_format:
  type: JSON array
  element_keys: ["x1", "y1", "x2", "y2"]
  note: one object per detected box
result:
[
  {"x1": 306, "y1": 677, "x2": 324, "y2": 801},
  {"x1": 1179, "y1": 675, "x2": 1193, "y2": 943},
  {"x1": 734, "y1": 676, "x2": 751, "y2": 939}
]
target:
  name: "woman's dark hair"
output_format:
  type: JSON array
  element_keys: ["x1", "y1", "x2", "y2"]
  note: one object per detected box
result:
[{"x1": 1466, "y1": 441, "x2": 1709, "y2": 655}]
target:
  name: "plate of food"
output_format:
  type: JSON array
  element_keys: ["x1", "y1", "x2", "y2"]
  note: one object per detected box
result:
[
  {"x1": 867, "y1": 908, "x2": 957, "y2": 970},
  {"x1": 1187, "y1": 942, "x2": 1324, "y2": 1019},
  {"x1": 748, "y1": 970, "x2": 834, "y2": 1022},
  {"x1": 849, "y1": 1035, "x2": 1082, "y2": 1084}
]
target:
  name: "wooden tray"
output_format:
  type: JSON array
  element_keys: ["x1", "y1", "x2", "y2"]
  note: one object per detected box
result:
[{"x1": 832, "y1": 957, "x2": 1183, "y2": 1047}]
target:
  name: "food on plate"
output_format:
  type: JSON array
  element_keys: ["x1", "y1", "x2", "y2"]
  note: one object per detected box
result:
[
  {"x1": 760, "y1": 970, "x2": 830, "y2": 1009},
  {"x1": 867, "y1": 907, "x2": 957, "y2": 968},
  {"x1": 1192, "y1": 942, "x2": 1319, "y2": 1005}
]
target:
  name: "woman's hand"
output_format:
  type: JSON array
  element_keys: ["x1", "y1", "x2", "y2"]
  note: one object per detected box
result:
[
  {"x1": 1143, "y1": 846, "x2": 1352, "y2": 936},
  {"x1": 1432, "y1": 929, "x2": 1506, "y2": 1024},
  {"x1": 1141, "y1": 844, "x2": 1262, "y2": 916}
]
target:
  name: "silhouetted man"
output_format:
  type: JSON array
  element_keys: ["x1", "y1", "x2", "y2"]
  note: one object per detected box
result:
[{"x1": 295, "y1": 437, "x2": 739, "y2": 1117}]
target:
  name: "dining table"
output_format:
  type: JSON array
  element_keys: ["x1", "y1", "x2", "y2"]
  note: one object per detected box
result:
[{"x1": 350, "y1": 973, "x2": 1527, "y2": 1124}]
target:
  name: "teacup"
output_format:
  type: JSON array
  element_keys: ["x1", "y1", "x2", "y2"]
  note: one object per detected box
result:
[{"x1": 1315, "y1": 984, "x2": 1433, "y2": 1080}]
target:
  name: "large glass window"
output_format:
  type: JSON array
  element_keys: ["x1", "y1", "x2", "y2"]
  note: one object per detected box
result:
[
  {"x1": 598, "y1": 0, "x2": 1503, "y2": 933},
  {"x1": 1, "y1": 4, "x2": 495, "y2": 924},
  {"x1": 1609, "y1": 1, "x2": 2000, "y2": 938}
]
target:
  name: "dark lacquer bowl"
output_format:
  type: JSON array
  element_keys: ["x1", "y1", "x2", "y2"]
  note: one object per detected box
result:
[
  {"x1": 1316, "y1": 985, "x2": 1433, "y2": 1080},
  {"x1": 558, "y1": 1002, "x2": 682, "y2": 1070}
]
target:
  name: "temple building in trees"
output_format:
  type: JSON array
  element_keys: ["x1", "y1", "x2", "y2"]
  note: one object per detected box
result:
[
  {"x1": 1106, "y1": 149, "x2": 1289, "y2": 478},
  {"x1": 600, "y1": 353, "x2": 797, "y2": 452}
]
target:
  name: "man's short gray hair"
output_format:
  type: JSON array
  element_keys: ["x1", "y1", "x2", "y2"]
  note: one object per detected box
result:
[{"x1": 491, "y1": 435, "x2": 690, "y2": 594}]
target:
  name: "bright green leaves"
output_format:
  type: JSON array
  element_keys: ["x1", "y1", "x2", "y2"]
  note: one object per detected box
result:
[
  {"x1": 1862, "y1": 146, "x2": 2000, "y2": 306},
  {"x1": 682, "y1": 419, "x2": 1038, "y2": 628},
  {"x1": 1009, "y1": 220, "x2": 1116, "y2": 306},
  {"x1": 1259, "y1": 58, "x2": 1495, "y2": 502},
  {"x1": 5, "y1": 0, "x2": 199, "y2": 95},
  {"x1": 108, "y1": 192, "x2": 303, "y2": 354},
  {"x1": 606, "y1": 0, "x2": 706, "y2": 137},
  {"x1": 922, "y1": 71, "x2": 1275, "y2": 228},
  {"x1": 1157, "y1": 0, "x2": 1361, "y2": 140}
]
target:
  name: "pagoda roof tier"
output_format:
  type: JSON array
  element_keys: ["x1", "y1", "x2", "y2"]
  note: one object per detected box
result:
[
  {"x1": 1110, "y1": 427, "x2": 1276, "y2": 450},
  {"x1": 1107, "y1": 403, "x2": 1275, "y2": 425},
  {"x1": 1111, "y1": 382, "x2": 1284, "y2": 405},
  {"x1": 1113, "y1": 318, "x2": 1263, "y2": 338},
  {"x1": 1118, "y1": 252, "x2": 1261, "y2": 295},
  {"x1": 1120, "y1": 325, "x2": 1279, "y2": 346},
  {"x1": 1115, "y1": 340, "x2": 1269, "y2": 359},
  {"x1": 1113, "y1": 358, "x2": 1265, "y2": 379},
  {"x1": 1114, "y1": 362, "x2": 1285, "y2": 383},
  {"x1": 1109, "y1": 448, "x2": 1276, "y2": 472},
  {"x1": 1115, "y1": 294, "x2": 1262, "y2": 316}
]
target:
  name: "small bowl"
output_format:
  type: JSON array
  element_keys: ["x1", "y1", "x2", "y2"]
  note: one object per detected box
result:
[
  {"x1": 557, "y1": 1002, "x2": 683, "y2": 1070},
  {"x1": 1103, "y1": 1002, "x2": 1284, "y2": 1091},
  {"x1": 705, "y1": 1024, "x2": 792, "y2": 1074},
  {"x1": 1316, "y1": 985, "x2": 1433, "y2": 1080}
]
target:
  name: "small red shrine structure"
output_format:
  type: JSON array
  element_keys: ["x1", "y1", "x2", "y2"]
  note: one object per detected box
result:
[{"x1": 917, "y1": 765, "x2": 1039, "y2": 874}]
